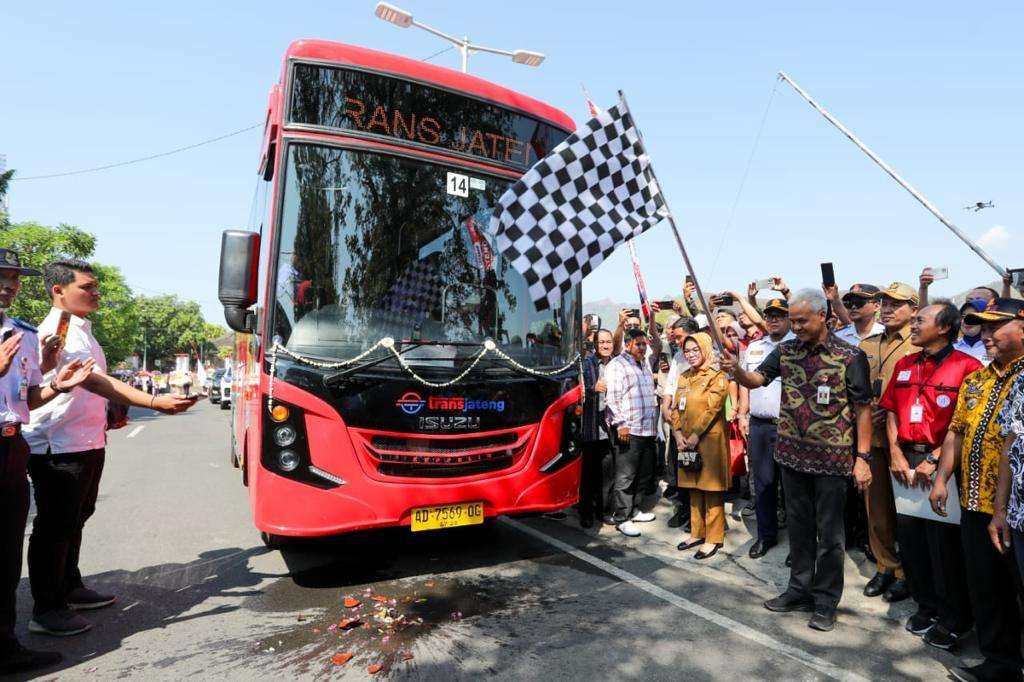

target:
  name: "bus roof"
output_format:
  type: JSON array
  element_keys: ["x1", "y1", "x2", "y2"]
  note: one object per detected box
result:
[{"x1": 282, "y1": 40, "x2": 575, "y2": 133}]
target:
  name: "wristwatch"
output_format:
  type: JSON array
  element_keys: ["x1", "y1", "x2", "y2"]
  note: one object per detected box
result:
[
  {"x1": 48, "y1": 379, "x2": 69, "y2": 394},
  {"x1": 855, "y1": 451, "x2": 873, "y2": 462},
  {"x1": 925, "y1": 453, "x2": 939, "y2": 466}
]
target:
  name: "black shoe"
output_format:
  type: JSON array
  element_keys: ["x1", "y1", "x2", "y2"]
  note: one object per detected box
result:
[
  {"x1": 882, "y1": 578, "x2": 910, "y2": 603},
  {"x1": 28, "y1": 609, "x2": 92, "y2": 637},
  {"x1": 763, "y1": 591, "x2": 814, "y2": 613},
  {"x1": 741, "y1": 504, "x2": 755, "y2": 518},
  {"x1": 905, "y1": 611, "x2": 937, "y2": 636},
  {"x1": 677, "y1": 538, "x2": 703, "y2": 551},
  {"x1": 863, "y1": 572, "x2": 895, "y2": 598},
  {"x1": 808, "y1": 606, "x2": 837, "y2": 632},
  {"x1": 0, "y1": 643, "x2": 62, "y2": 675},
  {"x1": 748, "y1": 539, "x2": 776, "y2": 559},
  {"x1": 785, "y1": 553, "x2": 792, "y2": 567},
  {"x1": 67, "y1": 586, "x2": 116, "y2": 611},
  {"x1": 947, "y1": 662, "x2": 1022, "y2": 682},
  {"x1": 663, "y1": 486, "x2": 680, "y2": 500},
  {"x1": 679, "y1": 519, "x2": 691, "y2": 533},
  {"x1": 602, "y1": 515, "x2": 623, "y2": 526},
  {"x1": 923, "y1": 624, "x2": 961, "y2": 651},
  {"x1": 579, "y1": 515, "x2": 594, "y2": 529},
  {"x1": 666, "y1": 509, "x2": 688, "y2": 528},
  {"x1": 694, "y1": 544, "x2": 721, "y2": 560},
  {"x1": 860, "y1": 542, "x2": 877, "y2": 563}
]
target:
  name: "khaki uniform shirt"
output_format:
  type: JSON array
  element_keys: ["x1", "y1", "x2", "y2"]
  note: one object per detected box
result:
[{"x1": 861, "y1": 325, "x2": 918, "y2": 449}]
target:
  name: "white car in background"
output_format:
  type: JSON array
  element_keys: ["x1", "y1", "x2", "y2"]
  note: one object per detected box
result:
[{"x1": 219, "y1": 368, "x2": 233, "y2": 411}]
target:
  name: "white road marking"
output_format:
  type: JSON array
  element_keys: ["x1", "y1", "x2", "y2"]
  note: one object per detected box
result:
[
  {"x1": 122, "y1": 601, "x2": 139, "y2": 612},
  {"x1": 126, "y1": 425, "x2": 145, "y2": 439},
  {"x1": 502, "y1": 518, "x2": 868, "y2": 682}
]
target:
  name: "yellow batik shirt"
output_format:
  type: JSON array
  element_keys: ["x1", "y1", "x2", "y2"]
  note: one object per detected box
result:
[{"x1": 949, "y1": 356, "x2": 1024, "y2": 514}]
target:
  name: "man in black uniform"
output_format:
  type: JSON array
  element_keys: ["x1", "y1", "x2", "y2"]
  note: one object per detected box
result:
[{"x1": 0, "y1": 249, "x2": 94, "y2": 674}]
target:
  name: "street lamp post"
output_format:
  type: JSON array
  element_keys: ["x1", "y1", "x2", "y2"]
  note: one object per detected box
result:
[
  {"x1": 374, "y1": 2, "x2": 545, "y2": 74},
  {"x1": 141, "y1": 327, "x2": 148, "y2": 371}
]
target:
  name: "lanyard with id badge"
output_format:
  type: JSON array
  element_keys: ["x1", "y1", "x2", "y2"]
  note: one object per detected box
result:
[{"x1": 817, "y1": 382, "x2": 831, "y2": 405}]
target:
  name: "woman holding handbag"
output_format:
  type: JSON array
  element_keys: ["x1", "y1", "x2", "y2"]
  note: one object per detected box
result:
[{"x1": 672, "y1": 332, "x2": 731, "y2": 559}]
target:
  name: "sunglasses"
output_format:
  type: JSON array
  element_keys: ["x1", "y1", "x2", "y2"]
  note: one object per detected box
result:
[{"x1": 843, "y1": 298, "x2": 876, "y2": 309}]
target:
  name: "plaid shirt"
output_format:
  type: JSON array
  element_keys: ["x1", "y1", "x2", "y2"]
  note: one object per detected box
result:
[{"x1": 605, "y1": 352, "x2": 658, "y2": 437}]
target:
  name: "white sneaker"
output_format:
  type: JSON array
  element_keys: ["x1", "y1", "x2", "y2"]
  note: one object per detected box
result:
[
  {"x1": 631, "y1": 511, "x2": 656, "y2": 523},
  {"x1": 617, "y1": 520, "x2": 642, "y2": 537}
]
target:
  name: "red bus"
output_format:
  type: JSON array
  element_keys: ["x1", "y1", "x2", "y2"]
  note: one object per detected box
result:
[{"x1": 217, "y1": 40, "x2": 583, "y2": 546}]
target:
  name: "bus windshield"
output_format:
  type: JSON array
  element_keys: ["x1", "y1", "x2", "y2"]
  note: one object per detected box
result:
[{"x1": 271, "y1": 143, "x2": 578, "y2": 369}]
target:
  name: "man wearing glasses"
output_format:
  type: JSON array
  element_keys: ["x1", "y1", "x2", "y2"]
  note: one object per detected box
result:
[{"x1": 835, "y1": 284, "x2": 884, "y2": 347}]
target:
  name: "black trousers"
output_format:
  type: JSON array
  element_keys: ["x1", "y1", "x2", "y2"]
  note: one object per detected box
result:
[
  {"x1": 611, "y1": 435, "x2": 655, "y2": 521},
  {"x1": 579, "y1": 440, "x2": 611, "y2": 520},
  {"x1": 781, "y1": 466, "x2": 848, "y2": 608},
  {"x1": 960, "y1": 509, "x2": 1023, "y2": 674},
  {"x1": 897, "y1": 513, "x2": 972, "y2": 633},
  {"x1": 28, "y1": 449, "x2": 105, "y2": 614},
  {"x1": 748, "y1": 417, "x2": 780, "y2": 543},
  {"x1": 0, "y1": 434, "x2": 30, "y2": 652}
]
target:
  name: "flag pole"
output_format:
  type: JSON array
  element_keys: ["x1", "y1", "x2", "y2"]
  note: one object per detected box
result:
[
  {"x1": 617, "y1": 90, "x2": 727, "y2": 355},
  {"x1": 777, "y1": 71, "x2": 1006, "y2": 278}
]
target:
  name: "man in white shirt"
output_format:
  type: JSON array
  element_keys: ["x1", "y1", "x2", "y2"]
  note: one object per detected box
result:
[
  {"x1": 604, "y1": 328, "x2": 659, "y2": 537},
  {"x1": 835, "y1": 284, "x2": 884, "y2": 347},
  {"x1": 24, "y1": 261, "x2": 196, "y2": 637},
  {"x1": 737, "y1": 299, "x2": 795, "y2": 559}
]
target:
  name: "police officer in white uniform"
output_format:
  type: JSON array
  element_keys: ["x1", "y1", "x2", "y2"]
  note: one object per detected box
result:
[
  {"x1": 0, "y1": 249, "x2": 94, "y2": 675},
  {"x1": 737, "y1": 298, "x2": 795, "y2": 559}
]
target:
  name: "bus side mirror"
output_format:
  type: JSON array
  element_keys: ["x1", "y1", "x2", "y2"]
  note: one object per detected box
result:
[{"x1": 218, "y1": 230, "x2": 260, "y2": 334}]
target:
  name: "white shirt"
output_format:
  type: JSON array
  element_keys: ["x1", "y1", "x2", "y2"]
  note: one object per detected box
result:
[
  {"x1": 954, "y1": 336, "x2": 991, "y2": 366},
  {"x1": 25, "y1": 307, "x2": 108, "y2": 454},
  {"x1": 742, "y1": 332, "x2": 795, "y2": 419},
  {"x1": 604, "y1": 352, "x2": 658, "y2": 437},
  {"x1": 660, "y1": 349, "x2": 691, "y2": 405},
  {"x1": 835, "y1": 321, "x2": 884, "y2": 347},
  {"x1": 0, "y1": 315, "x2": 43, "y2": 424}
]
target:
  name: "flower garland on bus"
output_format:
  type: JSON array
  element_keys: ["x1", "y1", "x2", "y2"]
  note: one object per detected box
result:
[{"x1": 266, "y1": 337, "x2": 581, "y2": 413}]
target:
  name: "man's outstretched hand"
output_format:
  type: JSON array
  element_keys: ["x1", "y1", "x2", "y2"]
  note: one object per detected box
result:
[{"x1": 151, "y1": 394, "x2": 199, "y2": 415}]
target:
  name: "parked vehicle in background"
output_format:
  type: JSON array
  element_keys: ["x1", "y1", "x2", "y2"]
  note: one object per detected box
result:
[
  {"x1": 219, "y1": 367, "x2": 233, "y2": 410},
  {"x1": 209, "y1": 368, "x2": 226, "y2": 404}
]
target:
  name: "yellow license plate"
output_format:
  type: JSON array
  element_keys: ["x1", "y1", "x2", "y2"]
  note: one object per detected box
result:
[{"x1": 411, "y1": 502, "x2": 484, "y2": 532}]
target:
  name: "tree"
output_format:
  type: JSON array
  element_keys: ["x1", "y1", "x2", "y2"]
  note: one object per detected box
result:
[
  {"x1": 0, "y1": 221, "x2": 141, "y2": 364},
  {"x1": 135, "y1": 295, "x2": 225, "y2": 368},
  {"x1": 0, "y1": 169, "x2": 13, "y2": 228}
]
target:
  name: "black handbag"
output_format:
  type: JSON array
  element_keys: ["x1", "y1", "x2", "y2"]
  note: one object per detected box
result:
[{"x1": 678, "y1": 449, "x2": 703, "y2": 472}]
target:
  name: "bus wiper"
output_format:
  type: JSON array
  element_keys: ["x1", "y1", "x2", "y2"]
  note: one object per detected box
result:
[{"x1": 322, "y1": 340, "x2": 476, "y2": 386}]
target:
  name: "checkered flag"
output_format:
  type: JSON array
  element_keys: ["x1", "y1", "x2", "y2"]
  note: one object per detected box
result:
[{"x1": 489, "y1": 95, "x2": 667, "y2": 311}]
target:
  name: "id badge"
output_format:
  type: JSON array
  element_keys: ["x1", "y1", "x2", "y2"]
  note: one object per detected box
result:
[
  {"x1": 909, "y1": 402, "x2": 924, "y2": 424},
  {"x1": 816, "y1": 385, "x2": 831, "y2": 405},
  {"x1": 18, "y1": 357, "x2": 28, "y2": 402},
  {"x1": 676, "y1": 395, "x2": 687, "y2": 412}
]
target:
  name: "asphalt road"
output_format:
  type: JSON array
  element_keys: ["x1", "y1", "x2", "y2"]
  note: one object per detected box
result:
[{"x1": 11, "y1": 401, "x2": 976, "y2": 680}]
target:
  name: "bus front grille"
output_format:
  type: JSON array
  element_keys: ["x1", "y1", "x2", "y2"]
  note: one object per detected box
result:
[{"x1": 353, "y1": 427, "x2": 532, "y2": 479}]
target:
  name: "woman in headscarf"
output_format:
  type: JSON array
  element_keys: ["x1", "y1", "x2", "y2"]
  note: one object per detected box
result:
[{"x1": 671, "y1": 332, "x2": 731, "y2": 559}]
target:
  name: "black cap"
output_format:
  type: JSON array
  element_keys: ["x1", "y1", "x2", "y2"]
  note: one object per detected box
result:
[
  {"x1": 842, "y1": 283, "x2": 880, "y2": 302},
  {"x1": 763, "y1": 298, "x2": 789, "y2": 314},
  {"x1": 0, "y1": 249, "x2": 41, "y2": 276},
  {"x1": 963, "y1": 297, "x2": 1024, "y2": 325}
]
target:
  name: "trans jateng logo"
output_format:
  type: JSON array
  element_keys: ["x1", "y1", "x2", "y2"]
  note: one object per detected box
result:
[{"x1": 394, "y1": 392, "x2": 505, "y2": 430}]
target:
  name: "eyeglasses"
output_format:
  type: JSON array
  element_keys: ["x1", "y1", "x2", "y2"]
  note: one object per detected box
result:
[
  {"x1": 843, "y1": 298, "x2": 875, "y2": 309},
  {"x1": 624, "y1": 323, "x2": 641, "y2": 330},
  {"x1": 682, "y1": 349, "x2": 703, "y2": 357}
]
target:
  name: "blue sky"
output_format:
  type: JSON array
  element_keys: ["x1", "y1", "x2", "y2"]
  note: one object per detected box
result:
[{"x1": 2, "y1": 1, "x2": 1020, "y2": 322}]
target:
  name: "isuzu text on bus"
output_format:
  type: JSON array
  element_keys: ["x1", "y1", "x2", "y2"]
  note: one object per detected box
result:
[{"x1": 217, "y1": 40, "x2": 583, "y2": 546}]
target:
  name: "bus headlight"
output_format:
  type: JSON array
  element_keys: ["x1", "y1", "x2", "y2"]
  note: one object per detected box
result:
[
  {"x1": 278, "y1": 450, "x2": 300, "y2": 472},
  {"x1": 273, "y1": 425, "x2": 297, "y2": 447}
]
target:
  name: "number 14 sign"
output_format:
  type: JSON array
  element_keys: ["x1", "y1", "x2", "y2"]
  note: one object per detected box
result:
[{"x1": 447, "y1": 172, "x2": 469, "y2": 197}]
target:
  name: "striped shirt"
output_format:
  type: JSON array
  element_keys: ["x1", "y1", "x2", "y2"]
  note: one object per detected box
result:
[{"x1": 605, "y1": 352, "x2": 658, "y2": 437}]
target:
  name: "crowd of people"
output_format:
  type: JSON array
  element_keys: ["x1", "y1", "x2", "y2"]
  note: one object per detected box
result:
[
  {"x1": 0, "y1": 250, "x2": 196, "y2": 675},
  {"x1": 580, "y1": 269, "x2": 1024, "y2": 682}
]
